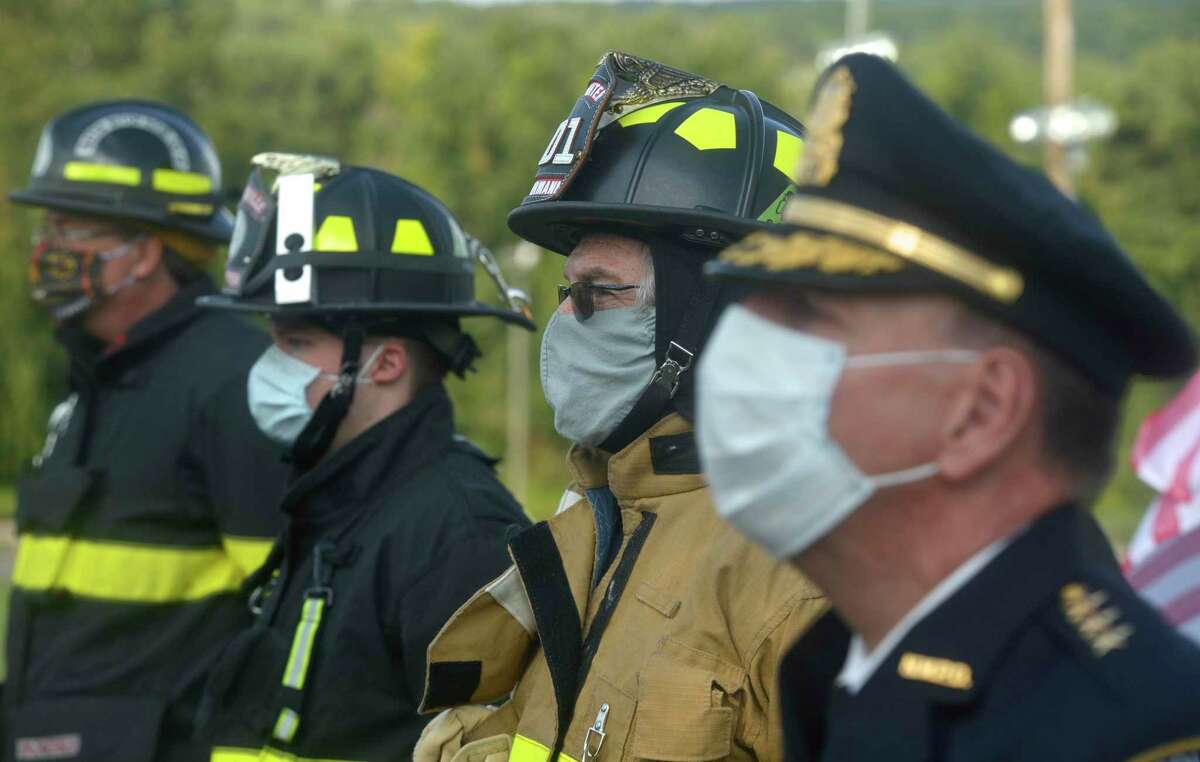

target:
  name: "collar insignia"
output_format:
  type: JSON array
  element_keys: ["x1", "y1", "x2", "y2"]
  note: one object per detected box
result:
[
  {"x1": 897, "y1": 652, "x2": 974, "y2": 690},
  {"x1": 1061, "y1": 582, "x2": 1134, "y2": 657},
  {"x1": 794, "y1": 65, "x2": 856, "y2": 187}
]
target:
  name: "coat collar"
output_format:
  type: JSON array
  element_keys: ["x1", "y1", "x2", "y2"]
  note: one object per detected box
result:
[
  {"x1": 780, "y1": 505, "x2": 1119, "y2": 760},
  {"x1": 866, "y1": 504, "x2": 1117, "y2": 706},
  {"x1": 281, "y1": 383, "x2": 456, "y2": 523},
  {"x1": 566, "y1": 413, "x2": 707, "y2": 504},
  {"x1": 57, "y1": 277, "x2": 217, "y2": 383}
]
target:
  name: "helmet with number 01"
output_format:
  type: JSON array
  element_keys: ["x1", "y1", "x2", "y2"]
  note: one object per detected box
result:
[
  {"x1": 9, "y1": 99, "x2": 233, "y2": 243},
  {"x1": 507, "y1": 51, "x2": 807, "y2": 255}
]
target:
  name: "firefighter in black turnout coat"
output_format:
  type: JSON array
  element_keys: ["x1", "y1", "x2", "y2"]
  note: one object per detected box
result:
[
  {"x1": 5, "y1": 101, "x2": 288, "y2": 762},
  {"x1": 195, "y1": 155, "x2": 532, "y2": 761}
]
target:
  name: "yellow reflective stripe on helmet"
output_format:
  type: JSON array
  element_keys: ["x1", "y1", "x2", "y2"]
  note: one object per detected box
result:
[
  {"x1": 273, "y1": 708, "x2": 301, "y2": 743},
  {"x1": 674, "y1": 108, "x2": 737, "y2": 151},
  {"x1": 211, "y1": 748, "x2": 261, "y2": 762},
  {"x1": 211, "y1": 746, "x2": 362, "y2": 762},
  {"x1": 153, "y1": 168, "x2": 214, "y2": 194},
  {"x1": 14, "y1": 534, "x2": 248, "y2": 603},
  {"x1": 221, "y1": 535, "x2": 275, "y2": 577},
  {"x1": 63, "y1": 161, "x2": 141, "y2": 186},
  {"x1": 509, "y1": 736, "x2": 580, "y2": 762},
  {"x1": 314, "y1": 215, "x2": 358, "y2": 252},
  {"x1": 391, "y1": 219, "x2": 434, "y2": 255},
  {"x1": 167, "y1": 201, "x2": 216, "y2": 216},
  {"x1": 282, "y1": 597, "x2": 325, "y2": 689},
  {"x1": 617, "y1": 100, "x2": 685, "y2": 127},
  {"x1": 773, "y1": 131, "x2": 805, "y2": 183}
]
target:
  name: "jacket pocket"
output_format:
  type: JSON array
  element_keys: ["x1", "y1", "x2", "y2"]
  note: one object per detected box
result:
[
  {"x1": 631, "y1": 648, "x2": 740, "y2": 761},
  {"x1": 16, "y1": 467, "x2": 96, "y2": 534},
  {"x1": 10, "y1": 696, "x2": 165, "y2": 762}
]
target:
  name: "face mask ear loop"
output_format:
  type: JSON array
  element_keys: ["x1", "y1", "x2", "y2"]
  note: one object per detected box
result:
[
  {"x1": 868, "y1": 461, "x2": 941, "y2": 489},
  {"x1": 354, "y1": 344, "x2": 386, "y2": 385},
  {"x1": 287, "y1": 322, "x2": 365, "y2": 469}
]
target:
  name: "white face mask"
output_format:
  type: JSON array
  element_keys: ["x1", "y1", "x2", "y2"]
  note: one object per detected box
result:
[
  {"x1": 696, "y1": 304, "x2": 978, "y2": 560},
  {"x1": 247, "y1": 344, "x2": 384, "y2": 446}
]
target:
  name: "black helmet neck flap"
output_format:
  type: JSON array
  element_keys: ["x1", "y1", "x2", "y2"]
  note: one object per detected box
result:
[{"x1": 509, "y1": 51, "x2": 806, "y2": 453}]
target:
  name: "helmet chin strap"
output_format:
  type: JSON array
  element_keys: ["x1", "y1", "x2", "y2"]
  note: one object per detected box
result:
[{"x1": 288, "y1": 322, "x2": 365, "y2": 470}]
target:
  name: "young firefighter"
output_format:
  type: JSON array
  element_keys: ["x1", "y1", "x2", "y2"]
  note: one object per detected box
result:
[{"x1": 195, "y1": 156, "x2": 532, "y2": 761}]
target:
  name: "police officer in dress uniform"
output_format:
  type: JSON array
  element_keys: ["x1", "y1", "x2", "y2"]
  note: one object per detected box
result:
[
  {"x1": 193, "y1": 155, "x2": 532, "y2": 761},
  {"x1": 416, "y1": 52, "x2": 828, "y2": 762},
  {"x1": 5, "y1": 101, "x2": 289, "y2": 762},
  {"x1": 697, "y1": 54, "x2": 1200, "y2": 761}
]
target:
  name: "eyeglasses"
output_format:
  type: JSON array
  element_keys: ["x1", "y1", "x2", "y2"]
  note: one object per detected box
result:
[{"x1": 557, "y1": 281, "x2": 639, "y2": 320}]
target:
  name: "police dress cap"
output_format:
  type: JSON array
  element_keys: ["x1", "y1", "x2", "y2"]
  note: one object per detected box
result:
[
  {"x1": 200, "y1": 155, "x2": 534, "y2": 331},
  {"x1": 9, "y1": 99, "x2": 233, "y2": 243},
  {"x1": 708, "y1": 54, "x2": 1196, "y2": 394},
  {"x1": 508, "y1": 50, "x2": 807, "y2": 256}
]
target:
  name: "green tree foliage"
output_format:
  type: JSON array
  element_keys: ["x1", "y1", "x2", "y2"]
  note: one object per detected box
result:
[{"x1": 1, "y1": 0, "x2": 1198, "y2": 538}]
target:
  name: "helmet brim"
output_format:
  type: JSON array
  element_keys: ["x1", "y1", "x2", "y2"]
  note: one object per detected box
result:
[
  {"x1": 196, "y1": 293, "x2": 536, "y2": 331},
  {"x1": 9, "y1": 187, "x2": 234, "y2": 244},
  {"x1": 507, "y1": 201, "x2": 770, "y2": 256}
]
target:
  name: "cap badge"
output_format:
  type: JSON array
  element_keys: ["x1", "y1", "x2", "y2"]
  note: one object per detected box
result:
[
  {"x1": 606, "y1": 51, "x2": 722, "y2": 114},
  {"x1": 795, "y1": 65, "x2": 856, "y2": 187}
]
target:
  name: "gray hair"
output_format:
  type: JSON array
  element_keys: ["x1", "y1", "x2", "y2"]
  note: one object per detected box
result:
[{"x1": 635, "y1": 241, "x2": 655, "y2": 308}]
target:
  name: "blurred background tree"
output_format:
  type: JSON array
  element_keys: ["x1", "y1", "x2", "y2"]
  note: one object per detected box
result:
[{"x1": 1, "y1": 0, "x2": 1198, "y2": 542}]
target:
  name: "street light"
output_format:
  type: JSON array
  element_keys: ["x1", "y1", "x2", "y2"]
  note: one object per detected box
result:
[{"x1": 815, "y1": 33, "x2": 899, "y2": 70}]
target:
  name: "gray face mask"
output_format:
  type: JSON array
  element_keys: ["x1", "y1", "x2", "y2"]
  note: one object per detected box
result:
[{"x1": 540, "y1": 306, "x2": 657, "y2": 447}]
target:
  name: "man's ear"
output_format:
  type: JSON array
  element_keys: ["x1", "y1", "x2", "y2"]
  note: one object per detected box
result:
[
  {"x1": 368, "y1": 340, "x2": 409, "y2": 385},
  {"x1": 131, "y1": 236, "x2": 164, "y2": 279},
  {"x1": 937, "y1": 346, "x2": 1039, "y2": 482}
]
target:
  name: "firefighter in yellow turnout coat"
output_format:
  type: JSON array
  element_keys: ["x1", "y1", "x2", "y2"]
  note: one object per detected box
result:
[{"x1": 417, "y1": 52, "x2": 828, "y2": 762}]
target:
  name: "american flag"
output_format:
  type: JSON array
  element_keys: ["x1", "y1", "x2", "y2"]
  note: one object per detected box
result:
[{"x1": 1126, "y1": 371, "x2": 1200, "y2": 645}]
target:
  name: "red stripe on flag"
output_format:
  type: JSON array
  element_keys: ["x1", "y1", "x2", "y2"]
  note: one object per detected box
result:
[
  {"x1": 1129, "y1": 525, "x2": 1200, "y2": 589},
  {"x1": 1132, "y1": 372, "x2": 1200, "y2": 467},
  {"x1": 1151, "y1": 493, "x2": 1182, "y2": 546},
  {"x1": 1162, "y1": 586, "x2": 1200, "y2": 628}
]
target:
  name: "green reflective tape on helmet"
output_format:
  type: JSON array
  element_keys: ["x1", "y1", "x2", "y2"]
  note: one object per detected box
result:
[
  {"x1": 282, "y1": 597, "x2": 325, "y2": 689},
  {"x1": 273, "y1": 708, "x2": 301, "y2": 743},
  {"x1": 674, "y1": 108, "x2": 736, "y2": 151},
  {"x1": 757, "y1": 184, "x2": 798, "y2": 224},
  {"x1": 153, "y1": 168, "x2": 214, "y2": 194},
  {"x1": 63, "y1": 161, "x2": 141, "y2": 187},
  {"x1": 391, "y1": 219, "x2": 434, "y2": 255},
  {"x1": 773, "y1": 131, "x2": 805, "y2": 183},
  {"x1": 168, "y1": 201, "x2": 216, "y2": 216},
  {"x1": 617, "y1": 101, "x2": 685, "y2": 127},
  {"x1": 314, "y1": 215, "x2": 358, "y2": 252}
]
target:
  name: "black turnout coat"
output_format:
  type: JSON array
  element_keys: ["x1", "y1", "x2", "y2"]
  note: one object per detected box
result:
[{"x1": 199, "y1": 384, "x2": 530, "y2": 762}]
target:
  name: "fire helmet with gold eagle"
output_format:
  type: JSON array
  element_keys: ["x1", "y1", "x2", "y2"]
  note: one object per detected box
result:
[{"x1": 509, "y1": 51, "x2": 807, "y2": 452}]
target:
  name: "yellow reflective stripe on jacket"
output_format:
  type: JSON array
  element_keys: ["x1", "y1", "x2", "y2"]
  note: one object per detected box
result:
[
  {"x1": 509, "y1": 735, "x2": 579, "y2": 762},
  {"x1": 210, "y1": 746, "x2": 361, "y2": 762},
  {"x1": 222, "y1": 535, "x2": 275, "y2": 576},
  {"x1": 13, "y1": 534, "x2": 247, "y2": 603},
  {"x1": 282, "y1": 597, "x2": 325, "y2": 689}
]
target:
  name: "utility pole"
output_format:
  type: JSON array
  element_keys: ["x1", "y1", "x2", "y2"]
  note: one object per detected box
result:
[
  {"x1": 1044, "y1": 0, "x2": 1075, "y2": 196},
  {"x1": 846, "y1": 0, "x2": 870, "y2": 39},
  {"x1": 504, "y1": 242, "x2": 540, "y2": 506}
]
